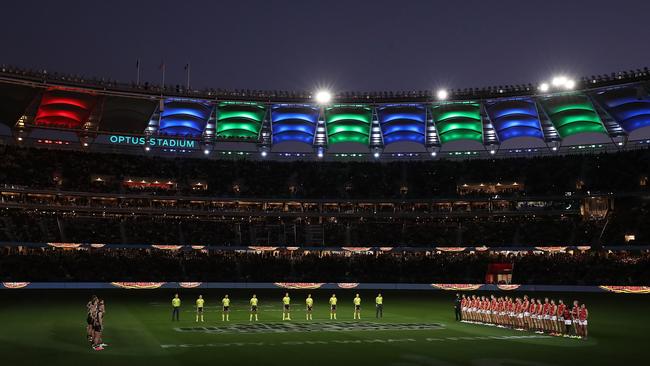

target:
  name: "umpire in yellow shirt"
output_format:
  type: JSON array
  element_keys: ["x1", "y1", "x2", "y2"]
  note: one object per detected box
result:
[
  {"x1": 375, "y1": 293, "x2": 383, "y2": 318},
  {"x1": 171, "y1": 293, "x2": 181, "y2": 321}
]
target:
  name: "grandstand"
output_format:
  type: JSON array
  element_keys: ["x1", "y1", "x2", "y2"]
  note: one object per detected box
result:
[
  {"x1": 2, "y1": 65, "x2": 650, "y2": 159},
  {"x1": 1, "y1": 66, "x2": 650, "y2": 366},
  {"x1": 2, "y1": 66, "x2": 650, "y2": 287},
  {"x1": 1, "y1": 64, "x2": 650, "y2": 266}
]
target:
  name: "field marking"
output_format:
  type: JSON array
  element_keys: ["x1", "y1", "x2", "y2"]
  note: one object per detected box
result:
[
  {"x1": 173, "y1": 321, "x2": 445, "y2": 334},
  {"x1": 160, "y1": 334, "x2": 551, "y2": 348}
]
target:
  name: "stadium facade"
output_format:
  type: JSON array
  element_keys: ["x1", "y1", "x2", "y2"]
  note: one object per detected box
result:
[{"x1": 1, "y1": 66, "x2": 650, "y2": 159}]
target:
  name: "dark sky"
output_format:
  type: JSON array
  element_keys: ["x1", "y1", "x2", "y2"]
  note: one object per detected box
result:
[{"x1": 2, "y1": 0, "x2": 649, "y2": 93}]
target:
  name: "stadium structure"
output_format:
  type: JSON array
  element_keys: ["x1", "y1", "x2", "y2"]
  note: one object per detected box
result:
[
  {"x1": 1, "y1": 65, "x2": 650, "y2": 159},
  {"x1": 1, "y1": 65, "x2": 650, "y2": 365},
  {"x1": 1, "y1": 65, "x2": 650, "y2": 250}
]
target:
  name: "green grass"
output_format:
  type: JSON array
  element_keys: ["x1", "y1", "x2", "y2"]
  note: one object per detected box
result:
[{"x1": 0, "y1": 289, "x2": 647, "y2": 365}]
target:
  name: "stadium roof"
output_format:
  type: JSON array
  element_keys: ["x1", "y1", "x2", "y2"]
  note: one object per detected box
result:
[{"x1": 1, "y1": 65, "x2": 650, "y2": 160}]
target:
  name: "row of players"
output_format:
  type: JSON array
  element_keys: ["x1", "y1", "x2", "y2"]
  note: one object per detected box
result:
[
  {"x1": 457, "y1": 294, "x2": 589, "y2": 339},
  {"x1": 86, "y1": 296, "x2": 107, "y2": 351},
  {"x1": 171, "y1": 292, "x2": 385, "y2": 322}
]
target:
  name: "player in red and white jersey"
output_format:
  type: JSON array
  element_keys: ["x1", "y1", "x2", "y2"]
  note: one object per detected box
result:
[
  {"x1": 533, "y1": 298, "x2": 542, "y2": 332},
  {"x1": 499, "y1": 296, "x2": 510, "y2": 326},
  {"x1": 506, "y1": 297, "x2": 514, "y2": 328},
  {"x1": 529, "y1": 299, "x2": 537, "y2": 331},
  {"x1": 469, "y1": 295, "x2": 478, "y2": 322},
  {"x1": 480, "y1": 296, "x2": 489, "y2": 323},
  {"x1": 515, "y1": 298, "x2": 524, "y2": 329},
  {"x1": 542, "y1": 297, "x2": 552, "y2": 332},
  {"x1": 502, "y1": 297, "x2": 509, "y2": 327},
  {"x1": 571, "y1": 300, "x2": 581, "y2": 338},
  {"x1": 497, "y1": 297, "x2": 503, "y2": 326},
  {"x1": 522, "y1": 296, "x2": 531, "y2": 330},
  {"x1": 490, "y1": 295, "x2": 498, "y2": 324},
  {"x1": 557, "y1": 299, "x2": 567, "y2": 335},
  {"x1": 579, "y1": 303, "x2": 589, "y2": 339},
  {"x1": 549, "y1": 300, "x2": 558, "y2": 334},
  {"x1": 528, "y1": 298, "x2": 538, "y2": 331},
  {"x1": 473, "y1": 296, "x2": 480, "y2": 323},
  {"x1": 474, "y1": 296, "x2": 481, "y2": 322},
  {"x1": 481, "y1": 296, "x2": 487, "y2": 323},
  {"x1": 494, "y1": 297, "x2": 501, "y2": 326},
  {"x1": 562, "y1": 305, "x2": 572, "y2": 335},
  {"x1": 504, "y1": 297, "x2": 511, "y2": 328},
  {"x1": 535, "y1": 299, "x2": 544, "y2": 333}
]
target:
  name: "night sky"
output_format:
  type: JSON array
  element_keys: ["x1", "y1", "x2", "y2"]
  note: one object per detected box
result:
[{"x1": 2, "y1": 0, "x2": 649, "y2": 93}]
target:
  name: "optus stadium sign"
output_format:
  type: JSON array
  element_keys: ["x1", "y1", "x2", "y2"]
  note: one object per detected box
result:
[{"x1": 108, "y1": 135, "x2": 198, "y2": 149}]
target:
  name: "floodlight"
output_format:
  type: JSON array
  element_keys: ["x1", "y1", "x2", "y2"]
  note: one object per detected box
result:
[
  {"x1": 552, "y1": 76, "x2": 567, "y2": 87},
  {"x1": 539, "y1": 83, "x2": 550, "y2": 92},
  {"x1": 436, "y1": 89, "x2": 448, "y2": 100},
  {"x1": 315, "y1": 90, "x2": 332, "y2": 105},
  {"x1": 564, "y1": 79, "x2": 575, "y2": 89}
]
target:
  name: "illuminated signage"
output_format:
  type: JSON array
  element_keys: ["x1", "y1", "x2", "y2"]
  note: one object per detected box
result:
[{"x1": 108, "y1": 135, "x2": 197, "y2": 149}]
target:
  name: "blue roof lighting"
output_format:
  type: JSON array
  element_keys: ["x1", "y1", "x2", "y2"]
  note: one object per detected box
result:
[
  {"x1": 486, "y1": 99, "x2": 544, "y2": 141},
  {"x1": 159, "y1": 99, "x2": 212, "y2": 137},
  {"x1": 378, "y1": 104, "x2": 426, "y2": 145},
  {"x1": 271, "y1": 104, "x2": 319, "y2": 145},
  {"x1": 596, "y1": 87, "x2": 650, "y2": 132}
]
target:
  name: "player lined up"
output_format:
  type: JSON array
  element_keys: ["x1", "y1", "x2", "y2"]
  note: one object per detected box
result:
[
  {"x1": 86, "y1": 295, "x2": 107, "y2": 351},
  {"x1": 458, "y1": 294, "x2": 589, "y2": 339},
  {"x1": 170, "y1": 293, "x2": 384, "y2": 322}
]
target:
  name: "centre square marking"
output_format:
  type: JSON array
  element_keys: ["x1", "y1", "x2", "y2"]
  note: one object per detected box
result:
[{"x1": 174, "y1": 322, "x2": 446, "y2": 334}]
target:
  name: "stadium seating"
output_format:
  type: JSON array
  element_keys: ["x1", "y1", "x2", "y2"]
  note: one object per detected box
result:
[{"x1": 0, "y1": 246, "x2": 648, "y2": 284}]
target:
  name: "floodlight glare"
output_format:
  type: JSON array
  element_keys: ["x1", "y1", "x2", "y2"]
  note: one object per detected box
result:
[
  {"x1": 373, "y1": 152, "x2": 380, "y2": 158},
  {"x1": 436, "y1": 89, "x2": 448, "y2": 100},
  {"x1": 539, "y1": 83, "x2": 550, "y2": 92},
  {"x1": 489, "y1": 149, "x2": 496, "y2": 155},
  {"x1": 431, "y1": 151, "x2": 437, "y2": 157},
  {"x1": 261, "y1": 151, "x2": 268, "y2": 157},
  {"x1": 315, "y1": 90, "x2": 332, "y2": 104},
  {"x1": 552, "y1": 76, "x2": 567, "y2": 87},
  {"x1": 564, "y1": 79, "x2": 575, "y2": 89},
  {"x1": 203, "y1": 149, "x2": 210, "y2": 155}
]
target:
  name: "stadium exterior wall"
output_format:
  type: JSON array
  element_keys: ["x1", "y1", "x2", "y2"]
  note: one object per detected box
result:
[{"x1": 1, "y1": 282, "x2": 648, "y2": 294}]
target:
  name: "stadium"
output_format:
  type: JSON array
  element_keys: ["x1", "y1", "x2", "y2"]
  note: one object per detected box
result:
[{"x1": 2, "y1": 1, "x2": 650, "y2": 365}]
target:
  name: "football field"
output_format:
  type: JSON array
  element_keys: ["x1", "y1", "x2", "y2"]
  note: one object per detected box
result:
[{"x1": 0, "y1": 289, "x2": 647, "y2": 366}]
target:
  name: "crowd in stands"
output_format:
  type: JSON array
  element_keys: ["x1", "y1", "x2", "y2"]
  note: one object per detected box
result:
[
  {"x1": 0, "y1": 210, "x2": 612, "y2": 246},
  {"x1": 0, "y1": 146, "x2": 648, "y2": 199},
  {"x1": 0, "y1": 246, "x2": 648, "y2": 285},
  {"x1": 0, "y1": 145, "x2": 648, "y2": 247}
]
